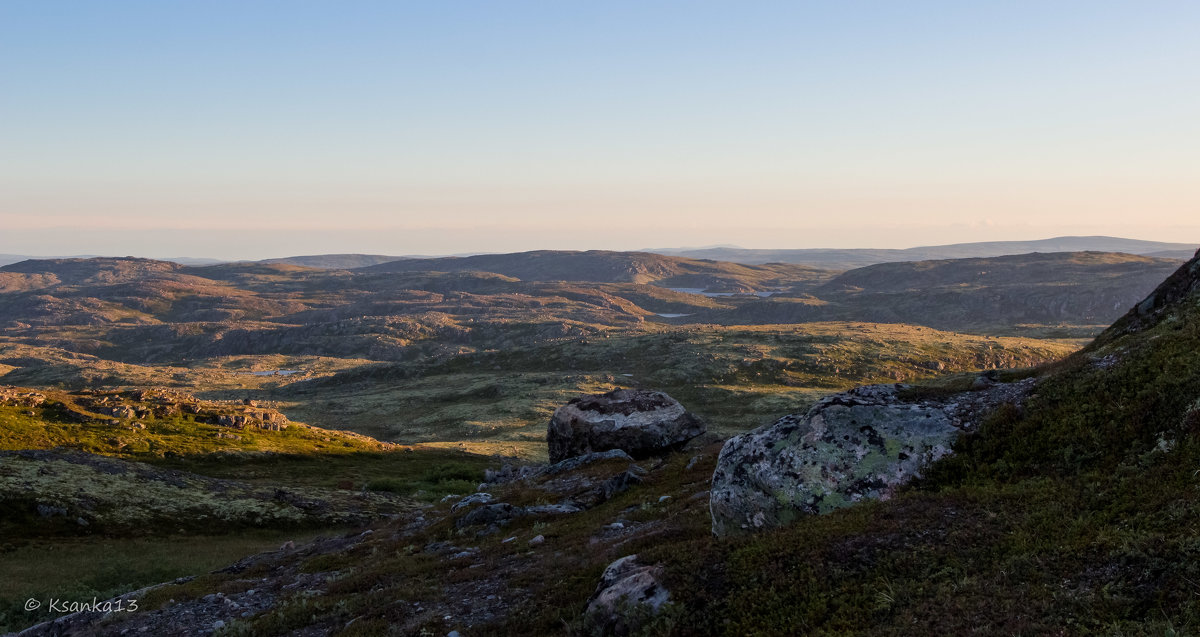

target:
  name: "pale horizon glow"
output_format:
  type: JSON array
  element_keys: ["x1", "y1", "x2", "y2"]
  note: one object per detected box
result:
[{"x1": 2, "y1": 1, "x2": 1198, "y2": 260}]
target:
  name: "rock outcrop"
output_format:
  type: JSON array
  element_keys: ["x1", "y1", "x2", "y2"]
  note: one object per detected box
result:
[
  {"x1": 585, "y1": 555, "x2": 671, "y2": 636},
  {"x1": 710, "y1": 379, "x2": 1034, "y2": 536},
  {"x1": 0, "y1": 387, "x2": 45, "y2": 408},
  {"x1": 547, "y1": 389, "x2": 704, "y2": 463}
]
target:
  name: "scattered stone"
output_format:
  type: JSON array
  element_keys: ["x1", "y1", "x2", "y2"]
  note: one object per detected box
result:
[
  {"x1": 585, "y1": 555, "x2": 671, "y2": 635},
  {"x1": 483, "y1": 463, "x2": 541, "y2": 484},
  {"x1": 538, "y1": 449, "x2": 634, "y2": 476},
  {"x1": 601, "y1": 470, "x2": 642, "y2": 501},
  {"x1": 36, "y1": 503, "x2": 68, "y2": 517},
  {"x1": 524, "y1": 503, "x2": 582, "y2": 515},
  {"x1": 457, "y1": 503, "x2": 520, "y2": 528},
  {"x1": 528, "y1": 534, "x2": 545, "y2": 545},
  {"x1": 547, "y1": 389, "x2": 705, "y2": 463},
  {"x1": 451, "y1": 492, "x2": 494, "y2": 511}
]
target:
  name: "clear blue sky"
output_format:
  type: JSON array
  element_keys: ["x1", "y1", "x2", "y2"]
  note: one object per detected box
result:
[{"x1": 2, "y1": 1, "x2": 1198, "y2": 258}]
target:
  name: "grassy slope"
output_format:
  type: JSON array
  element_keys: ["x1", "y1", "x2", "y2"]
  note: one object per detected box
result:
[
  {"x1": 278, "y1": 322, "x2": 1077, "y2": 458},
  {"x1": 0, "y1": 388, "x2": 390, "y2": 458}
]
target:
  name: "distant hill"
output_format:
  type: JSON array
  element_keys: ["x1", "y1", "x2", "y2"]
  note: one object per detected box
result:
[
  {"x1": 705, "y1": 251, "x2": 1186, "y2": 331},
  {"x1": 0, "y1": 254, "x2": 222, "y2": 267},
  {"x1": 2, "y1": 250, "x2": 1182, "y2": 336},
  {"x1": 650, "y1": 235, "x2": 1198, "y2": 268},
  {"x1": 0, "y1": 257, "x2": 183, "y2": 285},
  {"x1": 362, "y1": 249, "x2": 834, "y2": 291},
  {"x1": 257, "y1": 254, "x2": 409, "y2": 269},
  {"x1": 0, "y1": 254, "x2": 101, "y2": 267}
]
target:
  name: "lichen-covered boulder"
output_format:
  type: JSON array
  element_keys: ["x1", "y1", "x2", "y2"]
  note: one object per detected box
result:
[
  {"x1": 584, "y1": 555, "x2": 671, "y2": 635},
  {"x1": 710, "y1": 380, "x2": 1033, "y2": 536},
  {"x1": 547, "y1": 389, "x2": 704, "y2": 463}
]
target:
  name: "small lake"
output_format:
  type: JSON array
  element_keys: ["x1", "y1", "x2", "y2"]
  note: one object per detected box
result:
[
  {"x1": 245, "y1": 370, "x2": 302, "y2": 376},
  {"x1": 656, "y1": 313, "x2": 692, "y2": 318}
]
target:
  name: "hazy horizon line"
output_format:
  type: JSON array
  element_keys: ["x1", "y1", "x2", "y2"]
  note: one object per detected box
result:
[{"x1": 2, "y1": 233, "x2": 1197, "y2": 265}]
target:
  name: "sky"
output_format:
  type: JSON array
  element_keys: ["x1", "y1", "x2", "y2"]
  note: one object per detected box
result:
[{"x1": 2, "y1": 1, "x2": 1198, "y2": 259}]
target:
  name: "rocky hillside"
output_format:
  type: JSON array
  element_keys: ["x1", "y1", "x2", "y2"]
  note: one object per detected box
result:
[{"x1": 0, "y1": 385, "x2": 391, "y2": 458}]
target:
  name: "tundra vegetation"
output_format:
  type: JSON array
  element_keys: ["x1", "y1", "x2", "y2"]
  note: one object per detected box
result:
[{"x1": 0, "y1": 248, "x2": 1195, "y2": 634}]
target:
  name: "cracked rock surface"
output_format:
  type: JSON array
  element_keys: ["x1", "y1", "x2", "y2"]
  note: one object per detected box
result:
[{"x1": 710, "y1": 379, "x2": 1035, "y2": 536}]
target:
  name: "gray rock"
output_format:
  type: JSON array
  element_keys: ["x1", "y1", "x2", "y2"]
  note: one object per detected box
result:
[
  {"x1": 538, "y1": 449, "x2": 633, "y2": 476},
  {"x1": 456, "y1": 503, "x2": 520, "y2": 528},
  {"x1": 710, "y1": 381, "x2": 1034, "y2": 536},
  {"x1": 585, "y1": 555, "x2": 671, "y2": 635},
  {"x1": 547, "y1": 389, "x2": 704, "y2": 463},
  {"x1": 36, "y1": 503, "x2": 68, "y2": 517},
  {"x1": 524, "y1": 503, "x2": 582, "y2": 515},
  {"x1": 450, "y1": 492, "x2": 494, "y2": 511},
  {"x1": 600, "y1": 470, "x2": 642, "y2": 501},
  {"x1": 483, "y1": 463, "x2": 541, "y2": 485}
]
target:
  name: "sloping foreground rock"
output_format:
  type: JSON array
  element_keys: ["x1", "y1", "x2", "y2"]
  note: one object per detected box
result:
[
  {"x1": 710, "y1": 379, "x2": 1034, "y2": 536},
  {"x1": 548, "y1": 389, "x2": 704, "y2": 463}
]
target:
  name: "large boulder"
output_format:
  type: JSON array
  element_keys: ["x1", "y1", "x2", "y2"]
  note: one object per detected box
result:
[
  {"x1": 710, "y1": 380, "x2": 1033, "y2": 536},
  {"x1": 547, "y1": 389, "x2": 704, "y2": 463}
]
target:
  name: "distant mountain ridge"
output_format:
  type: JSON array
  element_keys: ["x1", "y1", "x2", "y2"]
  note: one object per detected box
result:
[
  {"x1": 647, "y1": 235, "x2": 1198, "y2": 268},
  {"x1": 4, "y1": 236, "x2": 1192, "y2": 271}
]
